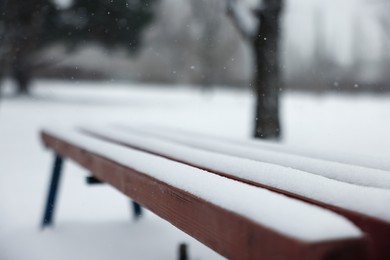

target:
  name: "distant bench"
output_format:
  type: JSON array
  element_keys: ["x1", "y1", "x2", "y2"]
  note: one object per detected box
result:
[{"x1": 40, "y1": 126, "x2": 390, "y2": 259}]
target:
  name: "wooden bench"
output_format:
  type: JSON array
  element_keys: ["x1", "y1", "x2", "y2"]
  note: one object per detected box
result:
[{"x1": 40, "y1": 126, "x2": 390, "y2": 259}]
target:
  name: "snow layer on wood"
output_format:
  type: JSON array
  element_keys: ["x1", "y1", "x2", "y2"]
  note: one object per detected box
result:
[
  {"x1": 152, "y1": 127, "x2": 390, "y2": 172},
  {"x1": 44, "y1": 127, "x2": 362, "y2": 242},
  {"x1": 81, "y1": 125, "x2": 390, "y2": 223},
  {"x1": 248, "y1": 138, "x2": 390, "y2": 172},
  {"x1": 121, "y1": 125, "x2": 390, "y2": 190}
]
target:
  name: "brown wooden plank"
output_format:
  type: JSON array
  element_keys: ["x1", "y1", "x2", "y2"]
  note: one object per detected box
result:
[
  {"x1": 79, "y1": 129, "x2": 390, "y2": 260},
  {"x1": 41, "y1": 131, "x2": 367, "y2": 260}
]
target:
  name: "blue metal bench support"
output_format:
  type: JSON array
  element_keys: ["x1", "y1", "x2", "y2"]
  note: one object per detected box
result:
[
  {"x1": 41, "y1": 153, "x2": 63, "y2": 228},
  {"x1": 132, "y1": 201, "x2": 142, "y2": 219},
  {"x1": 41, "y1": 153, "x2": 142, "y2": 228}
]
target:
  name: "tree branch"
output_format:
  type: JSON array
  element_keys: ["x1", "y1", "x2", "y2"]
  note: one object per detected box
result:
[{"x1": 226, "y1": 0, "x2": 258, "y2": 40}]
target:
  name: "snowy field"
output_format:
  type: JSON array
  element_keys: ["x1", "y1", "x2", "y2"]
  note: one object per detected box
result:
[{"x1": 1, "y1": 80, "x2": 390, "y2": 260}]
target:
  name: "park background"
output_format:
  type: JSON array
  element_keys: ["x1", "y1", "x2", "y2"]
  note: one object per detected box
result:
[{"x1": 1, "y1": 0, "x2": 390, "y2": 259}]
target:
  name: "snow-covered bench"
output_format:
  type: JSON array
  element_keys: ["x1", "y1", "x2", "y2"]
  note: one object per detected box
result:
[
  {"x1": 40, "y1": 126, "x2": 389, "y2": 259},
  {"x1": 79, "y1": 125, "x2": 390, "y2": 259}
]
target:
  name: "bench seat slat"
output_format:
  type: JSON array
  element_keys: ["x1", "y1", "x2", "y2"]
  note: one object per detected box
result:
[{"x1": 42, "y1": 129, "x2": 366, "y2": 260}]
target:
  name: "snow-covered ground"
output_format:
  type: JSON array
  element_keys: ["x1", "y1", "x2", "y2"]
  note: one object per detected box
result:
[{"x1": 1, "y1": 80, "x2": 389, "y2": 260}]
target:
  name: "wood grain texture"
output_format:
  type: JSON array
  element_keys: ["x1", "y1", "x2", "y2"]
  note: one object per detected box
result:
[
  {"x1": 41, "y1": 131, "x2": 367, "y2": 260},
  {"x1": 80, "y1": 129, "x2": 389, "y2": 260}
]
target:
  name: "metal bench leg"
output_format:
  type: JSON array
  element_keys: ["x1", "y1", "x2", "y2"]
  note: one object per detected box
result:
[
  {"x1": 179, "y1": 243, "x2": 188, "y2": 260},
  {"x1": 41, "y1": 154, "x2": 64, "y2": 229},
  {"x1": 131, "y1": 201, "x2": 142, "y2": 220}
]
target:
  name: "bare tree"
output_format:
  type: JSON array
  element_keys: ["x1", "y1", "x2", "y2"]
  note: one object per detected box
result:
[
  {"x1": 227, "y1": 0, "x2": 283, "y2": 139},
  {"x1": 0, "y1": 0, "x2": 52, "y2": 95}
]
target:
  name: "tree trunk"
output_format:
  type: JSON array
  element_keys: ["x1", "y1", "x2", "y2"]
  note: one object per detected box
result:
[
  {"x1": 252, "y1": 0, "x2": 283, "y2": 139},
  {"x1": 2, "y1": 0, "x2": 49, "y2": 96},
  {"x1": 13, "y1": 65, "x2": 32, "y2": 95}
]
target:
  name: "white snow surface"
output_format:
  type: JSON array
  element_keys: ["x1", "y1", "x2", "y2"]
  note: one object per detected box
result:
[
  {"x1": 145, "y1": 127, "x2": 390, "y2": 172},
  {"x1": 2, "y1": 80, "x2": 390, "y2": 259},
  {"x1": 117, "y1": 125, "x2": 390, "y2": 190},
  {"x1": 44, "y1": 127, "x2": 362, "y2": 242},
  {"x1": 80, "y1": 125, "x2": 390, "y2": 223}
]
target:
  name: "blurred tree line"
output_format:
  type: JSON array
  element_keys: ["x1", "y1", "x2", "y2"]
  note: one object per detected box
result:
[
  {"x1": 0, "y1": 0, "x2": 284, "y2": 140},
  {"x1": 0, "y1": 0, "x2": 157, "y2": 95}
]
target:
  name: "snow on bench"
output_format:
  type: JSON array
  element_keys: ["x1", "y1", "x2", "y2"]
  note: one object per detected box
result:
[
  {"x1": 116, "y1": 125, "x2": 390, "y2": 190},
  {"x1": 41, "y1": 127, "x2": 366, "y2": 260},
  {"x1": 77, "y1": 125, "x2": 390, "y2": 260},
  {"x1": 139, "y1": 126, "x2": 390, "y2": 173}
]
